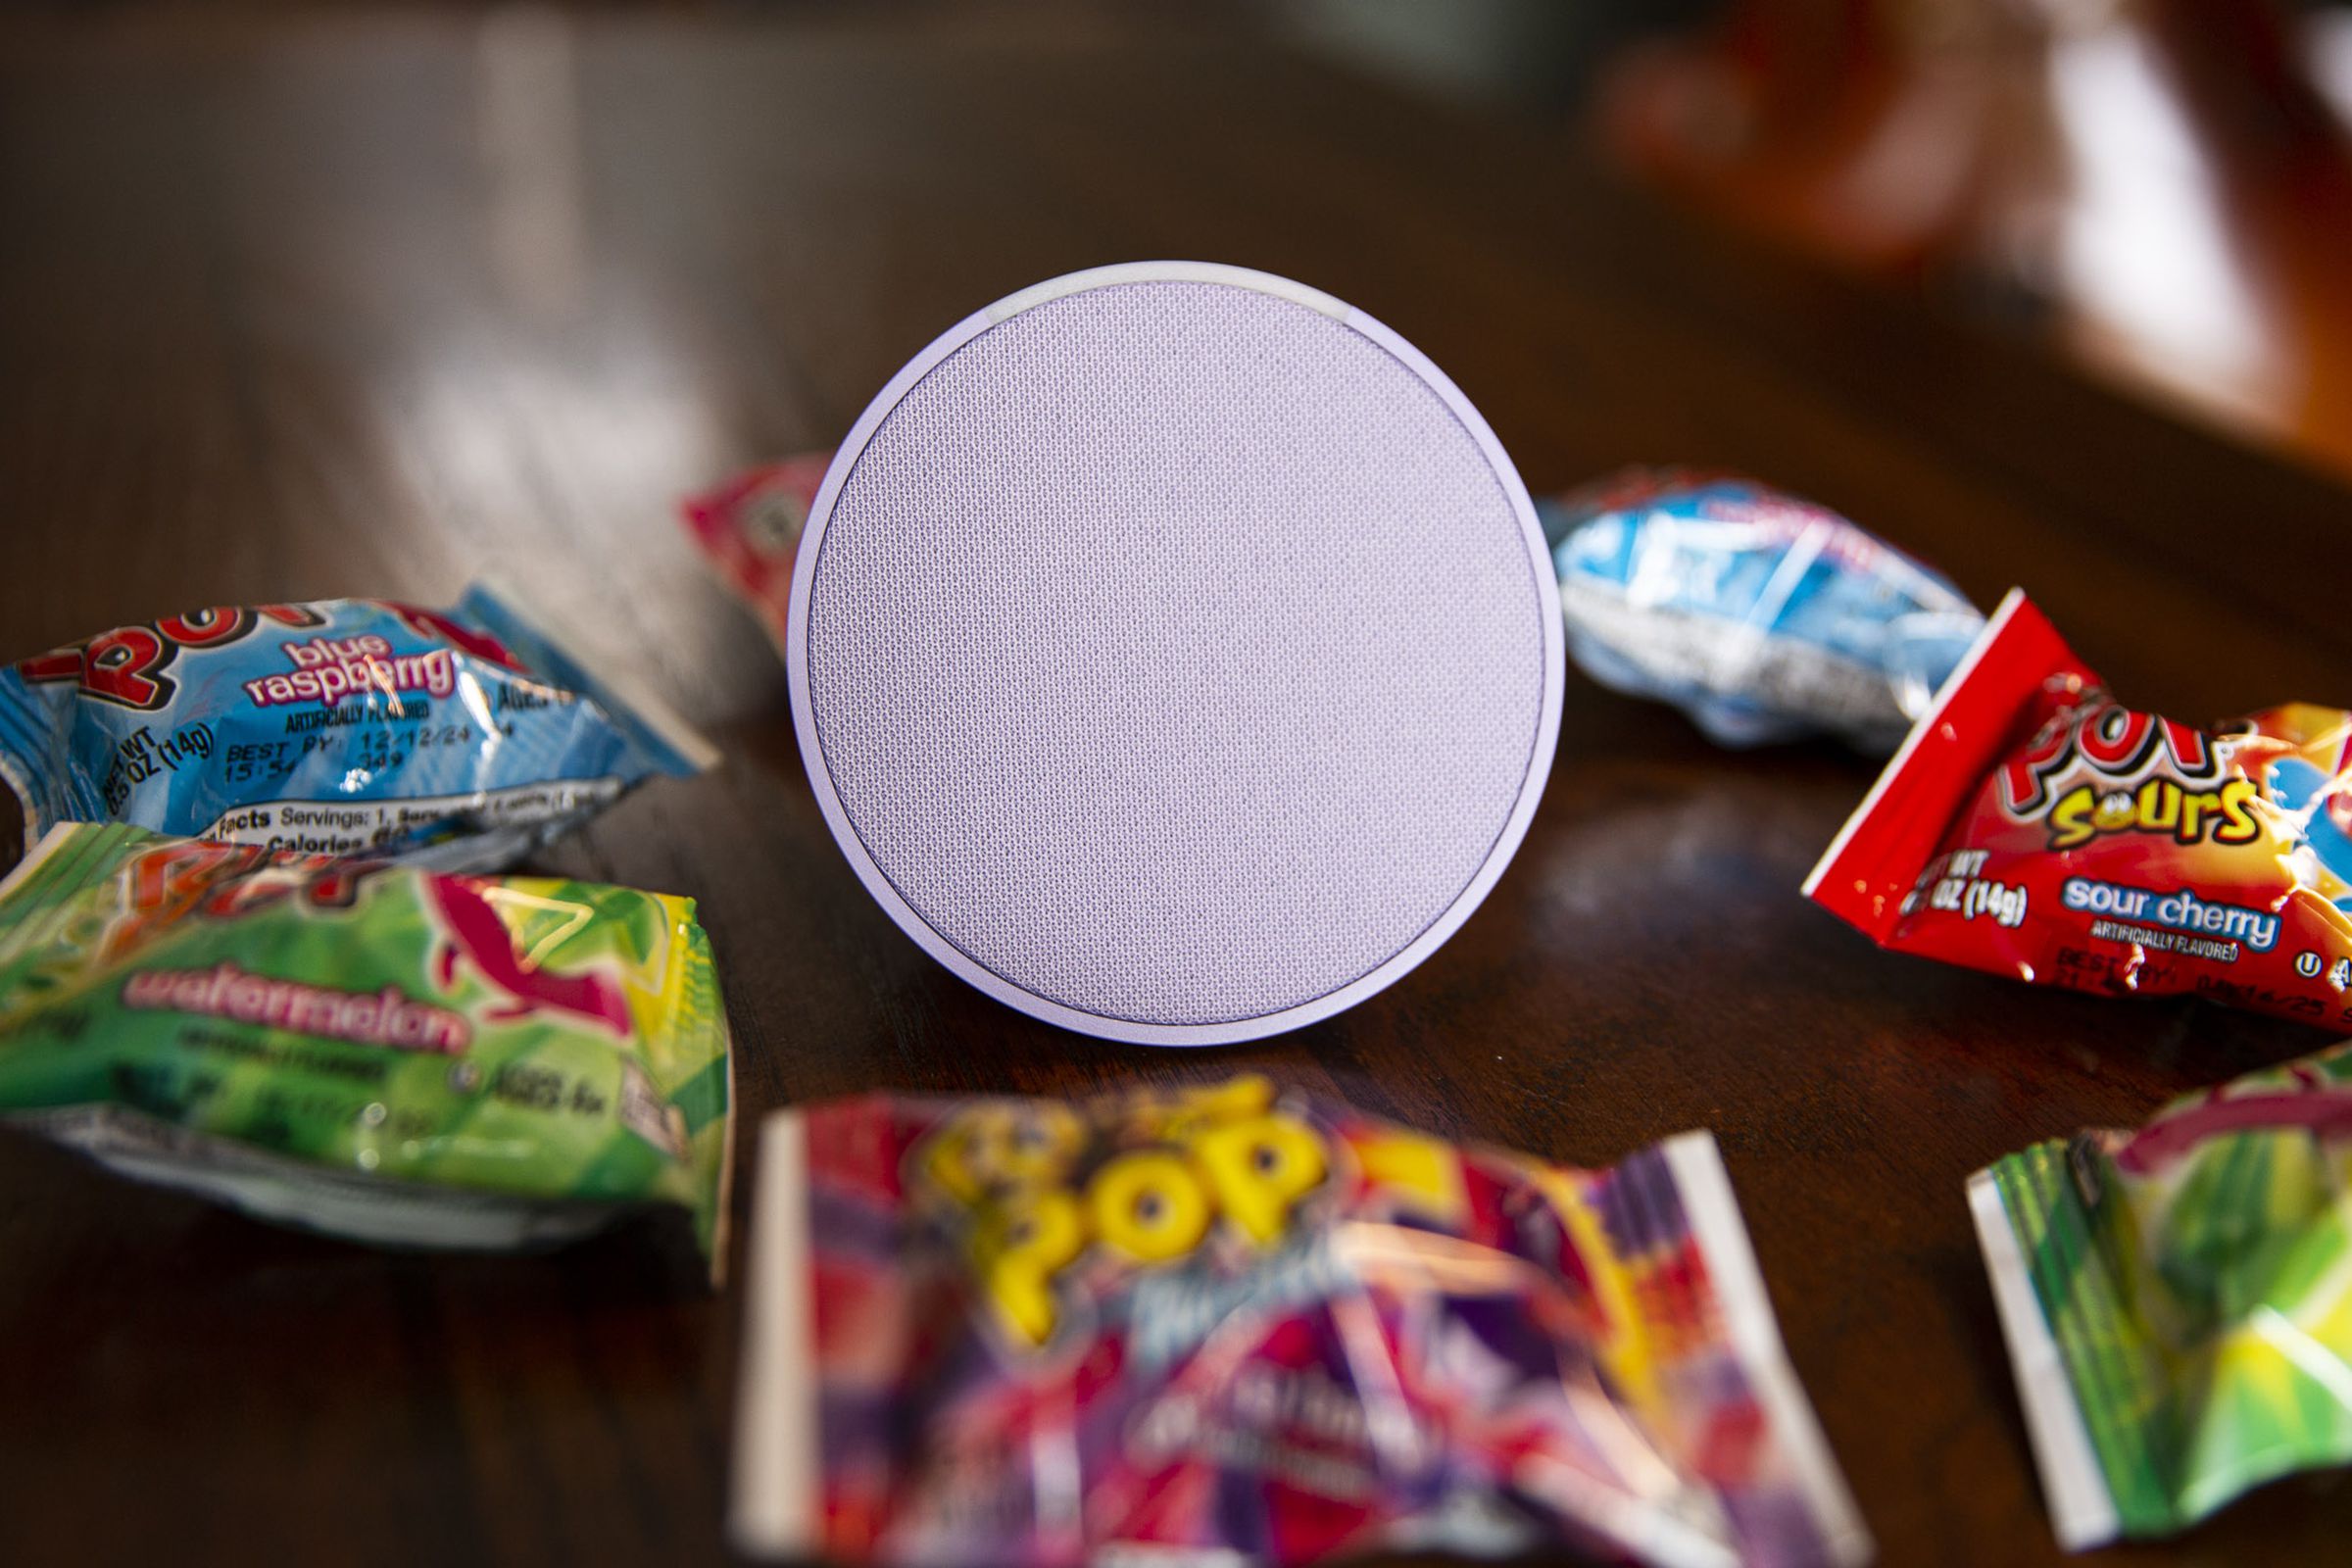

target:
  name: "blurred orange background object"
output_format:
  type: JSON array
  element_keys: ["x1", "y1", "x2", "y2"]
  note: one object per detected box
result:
[{"x1": 1601, "y1": 0, "x2": 2352, "y2": 483}]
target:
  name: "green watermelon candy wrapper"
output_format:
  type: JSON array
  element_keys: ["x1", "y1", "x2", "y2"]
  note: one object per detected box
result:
[
  {"x1": 0, "y1": 822, "x2": 734, "y2": 1282},
  {"x1": 1973, "y1": 1038, "x2": 2352, "y2": 1548}
]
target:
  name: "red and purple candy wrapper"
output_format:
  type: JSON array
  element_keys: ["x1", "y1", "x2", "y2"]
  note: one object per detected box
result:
[
  {"x1": 732, "y1": 1077, "x2": 1869, "y2": 1567},
  {"x1": 1807, "y1": 590, "x2": 2352, "y2": 1029}
]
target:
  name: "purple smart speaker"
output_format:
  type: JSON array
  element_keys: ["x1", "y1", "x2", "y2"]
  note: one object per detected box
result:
[{"x1": 786, "y1": 262, "x2": 1562, "y2": 1044}]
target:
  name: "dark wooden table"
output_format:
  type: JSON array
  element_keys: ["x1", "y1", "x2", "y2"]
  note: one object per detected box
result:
[{"x1": 4, "y1": 7, "x2": 2351, "y2": 1565}]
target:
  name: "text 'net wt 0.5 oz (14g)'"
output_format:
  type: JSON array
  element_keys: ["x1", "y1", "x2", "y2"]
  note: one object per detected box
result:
[{"x1": 1809, "y1": 590, "x2": 2352, "y2": 1032}]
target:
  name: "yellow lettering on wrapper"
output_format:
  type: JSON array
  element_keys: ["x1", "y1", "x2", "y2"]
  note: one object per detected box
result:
[
  {"x1": 1189, "y1": 1113, "x2": 1327, "y2": 1247},
  {"x1": 1127, "y1": 1075, "x2": 1278, "y2": 1144},
  {"x1": 2215, "y1": 777, "x2": 2262, "y2": 845},
  {"x1": 971, "y1": 1188, "x2": 1087, "y2": 1347},
  {"x1": 914, "y1": 1079, "x2": 1352, "y2": 1350},
  {"x1": 1346, "y1": 1126, "x2": 1467, "y2": 1225},
  {"x1": 2178, "y1": 789, "x2": 2220, "y2": 845},
  {"x1": 921, "y1": 1114, "x2": 997, "y2": 1208},
  {"x1": 2047, "y1": 777, "x2": 2269, "y2": 852},
  {"x1": 921, "y1": 1102, "x2": 1086, "y2": 1208},
  {"x1": 1089, "y1": 1151, "x2": 1213, "y2": 1263},
  {"x1": 1538, "y1": 1169, "x2": 1666, "y2": 1420},
  {"x1": 2049, "y1": 784, "x2": 2098, "y2": 850}
]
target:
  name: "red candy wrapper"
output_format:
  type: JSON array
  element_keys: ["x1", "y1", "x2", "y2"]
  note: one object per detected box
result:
[
  {"x1": 680, "y1": 455, "x2": 830, "y2": 648},
  {"x1": 731, "y1": 1077, "x2": 1869, "y2": 1567},
  {"x1": 1808, "y1": 591, "x2": 2352, "y2": 1027}
]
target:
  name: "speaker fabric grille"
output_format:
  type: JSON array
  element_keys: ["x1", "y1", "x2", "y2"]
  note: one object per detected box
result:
[{"x1": 804, "y1": 277, "x2": 1548, "y2": 1030}]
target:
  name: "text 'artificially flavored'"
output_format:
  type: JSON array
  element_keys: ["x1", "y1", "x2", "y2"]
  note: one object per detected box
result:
[{"x1": 1809, "y1": 591, "x2": 2352, "y2": 1031}]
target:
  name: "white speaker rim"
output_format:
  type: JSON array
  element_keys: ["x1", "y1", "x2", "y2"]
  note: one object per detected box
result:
[{"x1": 784, "y1": 261, "x2": 1564, "y2": 1046}]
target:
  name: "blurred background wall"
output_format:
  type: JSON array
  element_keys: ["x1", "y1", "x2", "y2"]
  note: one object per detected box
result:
[
  {"x1": 1282, "y1": 0, "x2": 2352, "y2": 487},
  {"x1": 22, "y1": 0, "x2": 2348, "y2": 487}
]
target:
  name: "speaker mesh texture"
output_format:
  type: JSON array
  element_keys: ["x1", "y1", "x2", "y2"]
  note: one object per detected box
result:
[{"x1": 806, "y1": 279, "x2": 1547, "y2": 1029}]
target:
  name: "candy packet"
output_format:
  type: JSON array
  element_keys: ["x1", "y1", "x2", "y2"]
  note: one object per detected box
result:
[
  {"x1": 1543, "y1": 469, "x2": 1982, "y2": 753},
  {"x1": 1972, "y1": 1037, "x2": 2352, "y2": 1545},
  {"x1": 1807, "y1": 591, "x2": 2352, "y2": 1031},
  {"x1": 732, "y1": 1076, "x2": 1869, "y2": 1567},
  {"x1": 0, "y1": 822, "x2": 733, "y2": 1278},
  {"x1": 680, "y1": 454, "x2": 832, "y2": 651},
  {"x1": 0, "y1": 580, "x2": 716, "y2": 872}
]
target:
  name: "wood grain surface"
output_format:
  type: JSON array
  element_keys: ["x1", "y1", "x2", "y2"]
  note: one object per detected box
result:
[{"x1": 2, "y1": 7, "x2": 2350, "y2": 1566}]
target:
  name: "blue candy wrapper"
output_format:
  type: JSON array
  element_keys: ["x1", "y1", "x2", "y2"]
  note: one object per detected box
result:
[
  {"x1": 0, "y1": 581, "x2": 715, "y2": 870},
  {"x1": 1542, "y1": 469, "x2": 1983, "y2": 753}
]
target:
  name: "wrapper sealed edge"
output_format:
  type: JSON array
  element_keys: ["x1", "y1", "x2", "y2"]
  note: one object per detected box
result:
[
  {"x1": 1804, "y1": 589, "x2": 2352, "y2": 1029},
  {"x1": 1969, "y1": 1040, "x2": 2352, "y2": 1545},
  {"x1": 0, "y1": 579, "x2": 717, "y2": 872},
  {"x1": 0, "y1": 822, "x2": 735, "y2": 1280},
  {"x1": 1803, "y1": 589, "x2": 2054, "y2": 942},
  {"x1": 731, "y1": 1086, "x2": 1870, "y2": 1567},
  {"x1": 1967, "y1": 1166, "x2": 2116, "y2": 1549}
]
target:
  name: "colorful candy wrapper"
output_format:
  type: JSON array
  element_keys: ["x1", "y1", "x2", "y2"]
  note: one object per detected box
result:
[
  {"x1": 1543, "y1": 469, "x2": 1982, "y2": 754},
  {"x1": 732, "y1": 1076, "x2": 1870, "y2": 1567},
  {"x1": 1807, "y1": 591, "x2": 2352, "y2": 1031},
  {"x1": 680, "y1": 454, "x2": 832, "y2": 649},
  {"x1": 0, "y1": 822, "x2": 733, "y2": 1278},
  {"x1": 0, "y1": 581, "x2": 716, "y2": 872},
  {"x1": 1972, "y1": 1036, "x2": 2352, "y2": 1545}
]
